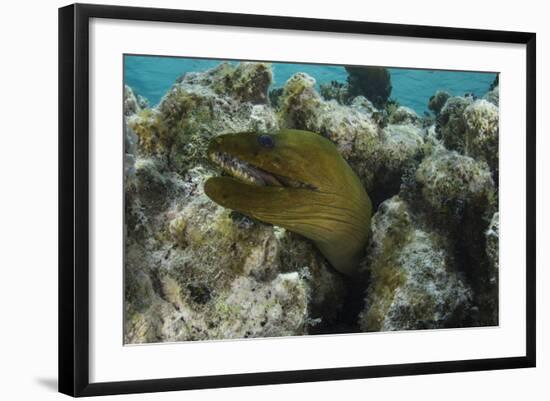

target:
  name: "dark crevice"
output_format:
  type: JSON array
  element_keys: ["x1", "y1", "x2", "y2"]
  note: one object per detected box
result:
[{"x1": 309, "y1": 273, "x2": 367, "y2": 336}]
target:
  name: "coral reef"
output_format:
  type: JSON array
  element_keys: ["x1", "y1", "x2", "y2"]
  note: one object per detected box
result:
[
  {"x1": 320, "y1": 80, "x2": 349, "y2": 104},
  {"x1": 483, "y1": 85, "x2": 499, "y2": 106},
  {"x1": 483, "y1": 212, "x2": 499, "y2": 324},
  {"x1": 486, "y1": 212, "x2": 499, "y2": 282},
  {"x1": 276, "y1": 72, "x2": 425, "y2": 206},
  {"x1": 127, "y1": 62, "x2": 278, "y2": 175},
  {"x1": 124, "y1": 85, "x2": 149, "y2": 116},
  {"x1": 414, "y1": 148, "x2": 495, "y2": 218},
  {"x1": 428, "y1": 90, "x2": 451, "y2": 115},
  {"x1": 355, "y1": 88, "x2": 499, "y2": 330},
  {"x1": 433, "y1": 92, "x2": 499, "y2": 183},
  {"x1": 437, "y1": 95, "x2": 473, "y2": 152},
  {"x1": 367, "y1": 123, "x2": 425, "y2": 205},
  {"x1": 124, "y1": 122, "x2": 138, "y2": 183},
  {"x1": 345, "y1": 66, "x2": 392, "y2": 108},
  {"x1": 464, "y1": 99, "x2": 499, "y2": 180},
  {"x1": 177, "y1": 61, "x2": 272, "y2": 104},
  {"x1": 124, "y1": 164, "x2": 346, "y2": 343},
  {"x1": 358, "y1": 196, "x2": 473, "y2": 331},
  {"x1": 408, "y1": 146, "x2": 498, "y2": 325},
  {"x1": 317, "y1": 66, "x2": 392, "y2": 109},
  {"x1": 124, "y1": 62, "x2": 499, "y2": 342},
  {"x1": 388, "y1": 106, "x2": 421, "y2": 126},
  {"x1": 123, "y1": 86, "x2": 144, "y2": 188}
]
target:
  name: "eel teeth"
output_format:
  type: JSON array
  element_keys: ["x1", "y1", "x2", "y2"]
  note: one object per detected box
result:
[
  {"x1": 209, "y1": 151, "x2": 315, "y2": 190},
  {"x1": 210, "y1": 152, "x2": 267, "y2": 186}
]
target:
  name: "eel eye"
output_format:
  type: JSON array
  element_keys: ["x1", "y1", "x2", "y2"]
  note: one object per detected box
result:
[{"x1": 258, "y1": 134, "x2": 275, "y2": 149}]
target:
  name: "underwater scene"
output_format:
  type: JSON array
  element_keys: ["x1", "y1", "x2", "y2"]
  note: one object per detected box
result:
[{"x1": 123, "y1": 55, "x2": 499, "y2": 344}]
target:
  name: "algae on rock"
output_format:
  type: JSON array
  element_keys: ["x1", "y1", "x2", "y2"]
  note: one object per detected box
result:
[
  {"x1": 437, "y1": 96, "x2": 473, "y2": 153},
  {"x1": 412, "y1": 148, "x2": 498, "y2": 326},
  {"x1": 124, "y1": 84, "x2": 148, "y2": 117},
  {"x1": 415, "y1": 148, "x2": 495, "y2": 218},
  {"x1": 388, "y1": 106, "x2": 421, "y2": 126},
  {"x1": 124, "y1": 62, "x2": 501, "y2": 341},
  {"x1": 124, "y1": 152, "x2": 346, "y2": 342},
  {"x1": 483, "y1": 84, "x2": 499, "y2": 106},
  {"x1": 463, "y1": 99, "x2": 499, "y2": 180},
  {"x1": 128, "y1": 62, "x2": 278, "y2": 175},
  {"x1": 358, "y1": 196, "x2": 473, "y2": 331},
  {"x1": 428, "y1": 90, "x2": 451, "y2": 116},
  {"x1": 433, "y1": 92, "x2": 499, "y2": 183},
  {"x1": 124, "y1": 165, "x2": 316, "y2": 343}
]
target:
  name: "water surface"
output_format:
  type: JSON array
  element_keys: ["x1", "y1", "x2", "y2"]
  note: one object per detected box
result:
[{"x1": 124, "y1": 55, "x2": 497, "y2": 114}]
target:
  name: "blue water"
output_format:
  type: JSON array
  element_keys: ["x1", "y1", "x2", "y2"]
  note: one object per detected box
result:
[{"x1": 124, "y1": 55, "x2": 496, "y2": 115}]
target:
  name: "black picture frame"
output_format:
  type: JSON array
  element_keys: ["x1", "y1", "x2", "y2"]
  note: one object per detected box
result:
[{"x1": 58, "y1": 3, "x2": 536, "y2": 397}]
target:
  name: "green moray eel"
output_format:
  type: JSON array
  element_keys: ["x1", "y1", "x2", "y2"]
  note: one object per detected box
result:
[{"x1": 204, "y1": 129, "x2": 372, "y2": 276}]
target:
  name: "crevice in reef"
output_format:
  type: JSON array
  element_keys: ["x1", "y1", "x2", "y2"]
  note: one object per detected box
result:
[{"x1": 306, "y1": 257, "x2": 368, "y2": 335}]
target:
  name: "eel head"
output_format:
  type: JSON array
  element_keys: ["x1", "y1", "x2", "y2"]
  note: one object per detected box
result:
[{"x1": 204, "y1": 129, "x2": 372, "y2": 276}]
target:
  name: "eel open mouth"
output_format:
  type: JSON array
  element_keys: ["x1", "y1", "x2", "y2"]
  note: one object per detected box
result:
[
  {"x1": 204, "y1": 130, "x2": 373, "y2": 276},
  {"x1": 209, "y1": 151, "x2": 316, "y2": 190}
]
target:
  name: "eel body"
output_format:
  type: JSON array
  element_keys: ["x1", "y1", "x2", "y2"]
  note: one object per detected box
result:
[{"x1": 204, "y1": 129, "x2": 372, "y2": 276}]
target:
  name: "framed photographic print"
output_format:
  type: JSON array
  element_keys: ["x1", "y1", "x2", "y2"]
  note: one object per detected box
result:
[{"x1": 58, "y1": 3, "x2": 536, "y2": 397}]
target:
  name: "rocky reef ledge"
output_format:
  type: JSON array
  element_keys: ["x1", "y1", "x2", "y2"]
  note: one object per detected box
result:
[{"x1": 124, "y1": 63, "x2": 499, "y2": 343}]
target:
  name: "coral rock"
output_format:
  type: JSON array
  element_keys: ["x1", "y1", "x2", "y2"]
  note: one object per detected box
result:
[
  {"x1": 124, "y1": 163, "x2": 346, "y2": 343},
  {"x1": 178, "y1": 62, "x2": 272, "y2": 104},
  {"x1": 486, "y1": 212, "x2": 499, "y2": 283},
  {"x1": 123, "y1": 62, "x2": 501, "y2": 341},
  {"x1": 363, "y1": 123, "x2": 424, "y2": 205},
  {"x1": 128, "y1": 62, "x2": 278, "y2": 174},
  {"x1": 415, "y1": 148, "x2": 494, "y2": 217},
  {"x1": 413, "y1": 148, "x2": 498, "y2": 326},
  {"x1": 345, "y1": 66, "x2": 392, "y2": 107},
  {"x1": 437, "y1": 96, "x2": 473, "y2": 152},
  {"x1": 388, "y1": 106, "x2": 421, "y2": 126},
  {"x1": 463, "y1": 99, "x2": 499, "y2": 179},
  {"x1": 482, "y1": 211, "x2": 499, "y2": 324},
  {"x1": 358, "y1": 196, "x2": 473, "y2": 331},
  {"x1": 124, "y1": 122, "x2": 138, "y2": 183},
  {"x1": 428, "y1": 90, "x2": 451, "y2": 115},
  {"x1": 483, "y1": 84, "x2": 499, "y2": 106},
  {"x1": 320, "y1": 80, "x2": 350, "y2": 104},
  {"x1": 277, "y1": 230, "x2": 347, "y2": 327},
  {"x1": 124, "y1": 85, "x2": 147, "y2": 116}
]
